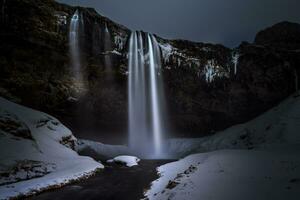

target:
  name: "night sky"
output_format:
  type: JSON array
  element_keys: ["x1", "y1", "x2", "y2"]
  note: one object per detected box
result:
[{"x1": 57, "y1": 0, "x2": 300, "y2": 47}]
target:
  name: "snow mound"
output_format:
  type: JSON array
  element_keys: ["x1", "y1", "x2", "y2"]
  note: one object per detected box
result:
[
  {"x1": 0, "y1": 97, "x2": 103, "y2": 199},
  {"x1": 107, "y1": 155, "x2": 140, "y2": 167},
  {"x1": 166, "y1": 92, "x2": 300, "y2": 157},
  {"x1": 146, "y1": 92, "x2": 300, "y2": 200},
  {"x1": 145, "y1": 149, "x2": 300, "y2": 200},
  {"x1": 76, "y1": 139, "x2": 131, "y2": 160}
]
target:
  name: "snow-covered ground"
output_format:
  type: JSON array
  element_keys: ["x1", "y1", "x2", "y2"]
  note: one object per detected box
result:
[
  {"x1": 145, "y1": 149, "x2": 300, "y2": 200},
  {"x1": 76, "y1": 139, "x2": 132, "y2": 160},
  {"x1": 165, "y1": 91, "x2": 300, "y2": 157},
  {"x1": 107, "y1": 155, "x2": 140, "y2": 167},
  {"x1": 0, "y1": 97, "x2": 103, "y2": 199},
  {"x1": 145, "y1": 92, "x2": 300, "y2": 200}
]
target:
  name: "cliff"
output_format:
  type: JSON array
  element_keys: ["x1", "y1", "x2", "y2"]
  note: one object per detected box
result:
[{"x1": 0, "y1": 0, "x2": 299, "y2": 139}]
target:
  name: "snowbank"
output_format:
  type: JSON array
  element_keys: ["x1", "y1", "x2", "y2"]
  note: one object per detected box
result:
[
  {"x1": 165, "y1": 92, "x2": 300, "y2": 157},
  {"x1": 0, "y1": 97, "x2": 103, "y2": 199},
  {"x1": 107, "y1": 155, "x2": 140, "y2": 167},
  {"x1": 146, "y1": 92, "x2": 300, "y2": 200},
  {"x1": 145, "y1": 149, "x2": 300, "y2": 200},
  {"x1": 76, "y1": 139, "x2": 132, "y2": 160}
]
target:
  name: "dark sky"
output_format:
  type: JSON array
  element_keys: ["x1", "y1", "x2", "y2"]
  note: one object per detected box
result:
[{"x1": 57, "y1": 0, "x2": 300, "y2": 47}]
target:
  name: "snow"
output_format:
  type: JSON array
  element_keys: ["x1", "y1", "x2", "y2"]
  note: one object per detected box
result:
[
  {"x1": 145, "y1": 149, "x2": 300, "y2": 200},
  {"x1": 111, "y1": 50, "x2": 122, "y2": 55},
  {"x1": 197, "y1": 91, "x2": 300, "y2": 151},
  {"x1": 204, "y1": 60, "x2": 229, "y2": 83},
  {"x1": 107, "y1": 155, "x2": 140, "y2": 167},
  {"x1": 0, "y1": 160, "x2": 56, "y2": 186},
  {"x1": 76, "y1": 139, "x2": 131, "y2": 159},
  {"x1": 201, "y1": 46, "x2": 212, "y2": 52},
  {"x1": 0, "y1": 97, "x2": 103, "y2": 199},
  {"x1": 159, "y1": 43, "x2": 173, "y2": 63},
  {"x1": 67, "y1": 96, "x2": 78, "y2": 102},
  {"x1": 54, "y1": 12, "x2": 67, "y2": 26},
  {"x1": 165, "y1": 92, "x2": 300, "y2": 157},
  {"x1": 114, "y1": 35, "x2": 126, "y2": 51},
  {"x1": 159, "y1": 41, "x2": 202, "y2": 71},
  {"x1": 145, "y1": 92, "x2": 300, "y2": 200}
]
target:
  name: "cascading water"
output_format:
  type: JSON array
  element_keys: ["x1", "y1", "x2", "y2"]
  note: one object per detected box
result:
[
  {"x1": 232, "y1": 52, "x2": 239, "y2": 75},
  {"x1": 128, "y1": 31, "x2": 167, "y2": 158},
  {"x1": 69, "y1": 10, "x2": 82, "y2": 82},
  {"x1": 104, "y1": 23, "x2": 113, "y2": 78}
]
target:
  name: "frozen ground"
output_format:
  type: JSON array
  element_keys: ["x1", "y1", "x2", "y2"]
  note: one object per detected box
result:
[
  {"x1": 145, "y1": 149, "x2": 300, "y2": 200},
  {"x1": 0, "y1": 97, "x2": 103, "y2": 199},
  {"x1": 165, "y1": 91, "x2": 300, "y2": 157},
  {"x1": 145, "y1": 92, "x2": 300, "y2": 200}
]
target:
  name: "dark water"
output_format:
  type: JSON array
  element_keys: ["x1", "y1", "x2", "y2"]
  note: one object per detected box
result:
[{"x1": 28, "y1": 160, "x2": 173, "y2": 200}]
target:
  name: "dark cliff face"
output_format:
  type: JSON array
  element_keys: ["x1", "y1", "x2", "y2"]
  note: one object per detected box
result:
[
  {"x1": 255, "y1": 21, "x2": 300, "y2": 50},
  {"x1": 156, "y1": 25, "x2": 300, "y2": 135},
  {"x1": 0, "y1": 0, "x2": 130, "y2": 140},
  {"x1": 0, "y1": 0, "x2": 299, "y2": 140}
]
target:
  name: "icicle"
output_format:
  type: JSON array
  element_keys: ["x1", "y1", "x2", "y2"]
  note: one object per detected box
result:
[{"x1": 232, "y1": 52, "x2": 240, "y2": 75}]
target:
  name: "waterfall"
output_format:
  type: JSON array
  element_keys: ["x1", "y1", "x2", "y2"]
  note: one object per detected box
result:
[
  {"x1": 232, "y1": 52, "x2": 239, "y2": 75},
  {"x1": 104, "y1": 23, "x2": 113, "y2": 78},
  {"x1": 128, "y1": 31, "x2": 166, "y2": 158},
  {"x1": 69, "y1": 10, "x2": 82, "y2": 82}
]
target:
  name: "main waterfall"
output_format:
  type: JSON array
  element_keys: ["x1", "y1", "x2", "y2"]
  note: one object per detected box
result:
[{"x1": 128, "y1": 31, "x2": 166, "y2": 158}]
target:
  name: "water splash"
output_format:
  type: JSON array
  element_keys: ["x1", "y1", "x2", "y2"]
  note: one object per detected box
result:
[
  {"x1": 128, "y1": 31, "x2": 166, "y2": 158},
  {"x1": 69, "y1": 10, "x2": 82, "y2": 82}
]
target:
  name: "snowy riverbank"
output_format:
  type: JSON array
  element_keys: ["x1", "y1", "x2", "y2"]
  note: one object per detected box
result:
[
  {"x1": 145, "y1": 92, "x2": 300, "y2": 200},
  {"x1": 0, "y1": 97, "x2": 103, "y2": 199}
]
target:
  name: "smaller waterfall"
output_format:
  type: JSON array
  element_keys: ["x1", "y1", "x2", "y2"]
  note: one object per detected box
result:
[
  {"x1": 105, "y1": 22, "x2": 109, "y2": 33},
  {"x1": 128, "y1": 31, "x2": 167, "y2": 158},
  {"x1": 205, "y1": 63, "x2": 214, "y2": 83},
  {"x1": 232, "y1": 52, "x2": 239, "y2": 75},
  {"x1": 69, "y1": 10, "x2": 82, "y2": 82},
  {"x1": 104, "y1": 23, "x2": 113, "y2": 78}
]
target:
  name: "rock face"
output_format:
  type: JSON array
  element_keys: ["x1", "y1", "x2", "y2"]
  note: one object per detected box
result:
[
  {"x1": 255, "y1": 21, "x2": 300, "y2": 50},
  {"x1": 0, "y1": 0, "x2": 130, "y2": 139},
  {"x1": 0, "y1": 0, "x2": 299, "y2": 139}
]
